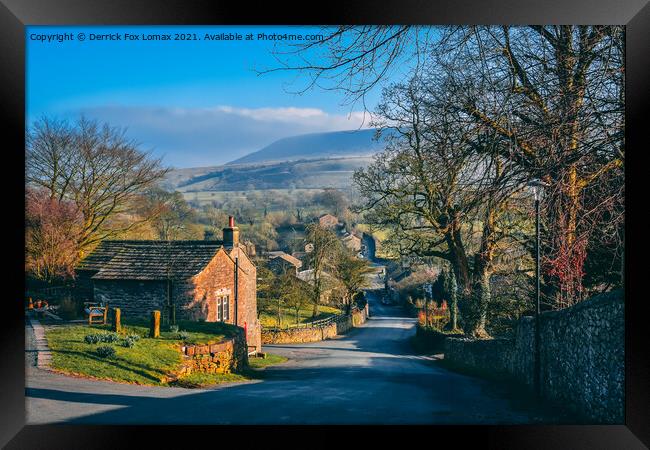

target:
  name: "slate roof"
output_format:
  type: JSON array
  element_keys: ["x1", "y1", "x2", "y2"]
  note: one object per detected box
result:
[
  {"x1": 77, "y1": 240, "x2": 224, "y2": 281},
  {"x1": 270, "y1": 253, "x2": 303, "y2": 269}
]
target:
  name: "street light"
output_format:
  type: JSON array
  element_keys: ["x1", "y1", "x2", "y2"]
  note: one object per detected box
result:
[{"x1": 528, "y1": 179, "x2": 547, "y2": 398}]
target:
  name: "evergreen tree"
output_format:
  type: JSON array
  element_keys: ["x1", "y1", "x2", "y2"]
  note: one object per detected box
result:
[{"x1": 448, "y1": 269, "x2": 459, "y2": 331}]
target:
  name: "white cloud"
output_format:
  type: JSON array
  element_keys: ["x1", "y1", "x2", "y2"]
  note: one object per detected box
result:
[{"x1": 69, "y1": 105, "x2": 375, "y2": 167}]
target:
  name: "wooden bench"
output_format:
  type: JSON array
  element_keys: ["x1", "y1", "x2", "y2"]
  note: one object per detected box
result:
[{"x1": 84, "y1": 302, "x2": 108, "y2": 325}]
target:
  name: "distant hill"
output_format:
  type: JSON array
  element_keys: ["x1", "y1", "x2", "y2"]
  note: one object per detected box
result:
[
  {"x1": 166, "y1": 157, "x2": 375, "y2": 192},
  {"x1": 163, "y1": 128, "x2": 393, "y2": 192},
  {"x1": 227, "y1": 129, "x2": 385, "y2": 165}
]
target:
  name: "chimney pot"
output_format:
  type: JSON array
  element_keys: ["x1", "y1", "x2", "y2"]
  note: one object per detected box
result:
[{"x1": 223, "y1": 216, "x2": 239, "y2": 248}]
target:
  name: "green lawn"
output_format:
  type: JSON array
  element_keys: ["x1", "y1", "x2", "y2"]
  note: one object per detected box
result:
[
  {"x1": 248, "y1": 352, "x2": 288, "y2": 369},
  {"x1": 44, "y1": 320, "x2": 238, "y2": 386},
  {"x1": 259, "y1": 304, "x2": 341, "y2": 329},
  {"x1": 170, "y1": 371, "x2": 252, "y2": 388}
]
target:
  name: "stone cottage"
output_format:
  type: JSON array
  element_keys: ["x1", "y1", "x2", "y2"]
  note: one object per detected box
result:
[{"x1": 75, "y1": 217, "x2": 261, "y2": 352}]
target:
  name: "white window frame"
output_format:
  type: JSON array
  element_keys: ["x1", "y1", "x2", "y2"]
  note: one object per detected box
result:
[{"x1": 222, "y1": 295, "x2": 229, "y2": 321}]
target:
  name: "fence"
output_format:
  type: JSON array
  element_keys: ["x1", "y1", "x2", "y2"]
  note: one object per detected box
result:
[
  {"x1": 263, "y1": 308, "x2": 357, "y2": 332},
  {"x1": 261, "y1": 303, "x2": 369, "y2": 344}
]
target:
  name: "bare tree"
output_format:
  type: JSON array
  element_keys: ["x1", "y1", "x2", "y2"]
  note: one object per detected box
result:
[
  {"x1": 26, "y1": 116, "x2": 169, "y2": 256},
  {"x1": 354, "y1": 75, "x2": 526, "y2": 336},
  {"x1": 267, "y1": 25, "x2": 625, "y2": 309},
  {"x1": 138, "y1": 188, "x2": 196, "y2": 240},
  {"x1": 332, "y1": 249, "x2": 374, "y2": 313},
  {"x1": 305, "y1": 223, "x2": 341, "y2": 317}
]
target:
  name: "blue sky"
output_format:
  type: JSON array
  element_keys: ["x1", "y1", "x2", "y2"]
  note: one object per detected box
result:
[{"x1": 26, "y1": 26, "x2": 414, "y2": 167}]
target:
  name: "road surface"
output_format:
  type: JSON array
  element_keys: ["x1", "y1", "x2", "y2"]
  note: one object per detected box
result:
[{"x1": 26, "y1": 293, "x2": 555, "y2": 424}]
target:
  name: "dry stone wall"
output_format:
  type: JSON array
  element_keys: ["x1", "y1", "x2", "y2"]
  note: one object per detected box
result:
[
  {"x1": 177, "y1": 328, "x2": 248, "y2": 377},
  {"x1": 261, "y1": 303, "x2": 369, "y2": 344},
  {"x1": 444, "y1": 290, "x2": 624, "y2": 423}
]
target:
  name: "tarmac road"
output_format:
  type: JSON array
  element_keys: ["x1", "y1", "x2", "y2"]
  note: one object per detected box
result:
[{"x1": 25, "y1": 292, "x2": 555, "y2": 424}]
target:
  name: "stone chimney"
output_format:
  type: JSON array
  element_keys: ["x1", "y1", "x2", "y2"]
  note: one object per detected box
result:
[{"x1": 223, "y1": 215, "x2": 239, "y2": 248}]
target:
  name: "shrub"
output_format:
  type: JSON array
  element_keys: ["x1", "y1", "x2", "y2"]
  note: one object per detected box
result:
[
  {"x1": 84, "y1": 334, "x2": 101, "y2": 344},
  {"x1": 121, "y1": 338, "x2": 136, "y2": 348},
  {"x1": 96, "y1": 346, "x2": 116, "y2": 358},
  {"x1": 100, "y1": 332, "x2": 120, "y2": 343},
  {"x1": 85, "y1": 332, "x2": 120, "y2": 344},
  {"x1": 178, "y1": 331, "x2": 189, "y2": 341},
  {"x1": 169, "y1": 325, "x2": 179, "y2": 333},
  {"x1": 125, "y1": 333, "x2": 141, "y2": 342}
]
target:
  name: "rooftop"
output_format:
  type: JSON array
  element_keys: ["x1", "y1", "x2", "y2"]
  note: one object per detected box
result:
[
  {"x1": 271, "y1": 253, "x2": 303, "y2": 268},
  {"x1": 77, "y1": 240, "x2": 225, "y2": 281}
]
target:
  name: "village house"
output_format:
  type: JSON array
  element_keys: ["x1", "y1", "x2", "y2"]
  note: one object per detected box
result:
[
  {"x1": 341, "y1": 232, "x2": 362, "y2": 253},
  {"x1": 296, "y1": 268, "x2": 338, "y2": 304},
  {"x1": 267, "y1": 252, "x2": 303, "y2": 275},
  {"x1": 318, "y1": 213, "x2": 339, "y2": 229},
  {"x1": 75, "y1": 217, "x2": 261, "y2": 352}
]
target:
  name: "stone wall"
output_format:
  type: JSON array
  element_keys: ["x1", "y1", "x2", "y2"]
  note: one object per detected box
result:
[
  {"x1": 94, "y1": 279, "x2": 167, "y2": 319},
  {"x1": 444, "y1": 290, "x2": 624, "y2": 423},
  {"x1": 261, "y1": 303, "x2": 369, "y2": 344},
  {"x1": 176, "y1": 328, "x2": 248, "y2": 377}
]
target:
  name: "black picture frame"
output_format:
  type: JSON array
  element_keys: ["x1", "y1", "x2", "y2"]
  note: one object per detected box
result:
[{"x1": 1, "y1": 0, "x2": 647, "y2": 447}]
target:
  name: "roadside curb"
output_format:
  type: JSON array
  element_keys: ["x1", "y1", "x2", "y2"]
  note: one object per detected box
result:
[{"x1": 27, "y1": 312, "x2": 52, "y2": 369}]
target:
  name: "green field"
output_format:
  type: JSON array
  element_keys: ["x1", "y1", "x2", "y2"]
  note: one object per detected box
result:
[
  {"x1": 181, "y1": 188, "x2": 326, "y2": 206},
  {"x1": 355, "y1": 223, "x2": 395, "y2": 259}
]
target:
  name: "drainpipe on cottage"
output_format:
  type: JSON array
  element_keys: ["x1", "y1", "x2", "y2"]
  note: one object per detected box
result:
[{"x1": 234, "y1": 256, "x2": 239, "y2": 327}]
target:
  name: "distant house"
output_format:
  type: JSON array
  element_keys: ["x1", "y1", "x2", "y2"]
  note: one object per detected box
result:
[
  {"x1": 341, "y1": 232, "x2": 362, "y2": 253},
  {"x1": 267, "y1": 252, "x2": 303, "y2": 275},
  {"x1": 75, "y1": 217, "x2": 261, "y2": 352},
  {"x1": 265, "y1": 250, "x2": 287, "y2": 259},
  {"x1": 291, "y1": 251, "x2": 308, "y2": 261},
  {"x1": 296, "y1": 269, "x2": 337, "y2": 303},
  {"x1": 318, "y1": 213, "x2": 339, "y2": 229}
]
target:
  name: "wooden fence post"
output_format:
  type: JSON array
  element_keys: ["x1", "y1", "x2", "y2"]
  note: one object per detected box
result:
[
  {"x1": 150, "y1": 310, "x2": 160, "y2": 338},
  {"x1": 112, "y1": 308, "x2": 121, "y2": 333}
]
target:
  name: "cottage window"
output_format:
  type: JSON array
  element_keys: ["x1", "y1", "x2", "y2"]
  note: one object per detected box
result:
[
  {"x1": 222, "y1": 295, "x2": 230, "y2": 321},
  {"x1": 216, "y1": 295, "x2": 229, "y2": 322}
]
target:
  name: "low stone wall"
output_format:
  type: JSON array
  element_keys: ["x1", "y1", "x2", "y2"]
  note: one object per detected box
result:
[
  {"x1": 176, "y1": 328, "x2": 248, "y2": 377},
  {"x1": 261, "y1": 303, "x2": 369, "y2": 344},
  {"x1": 444, "y1": 290, "x2": 624, "y2": 423},
  {"x1": 414, "y1": 325, "x2": 462, "y2": 352}
]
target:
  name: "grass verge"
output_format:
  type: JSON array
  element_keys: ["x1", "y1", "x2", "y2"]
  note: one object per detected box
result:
[{"x1": 44, "y1": 320, "x2": 237, "y2": 386}]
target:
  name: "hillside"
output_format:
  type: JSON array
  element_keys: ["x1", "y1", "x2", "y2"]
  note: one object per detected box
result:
[
  {"x1": 227, "y1": 129, "x2": 384, "y2": 165},
  {"x1": 167, "y1": 156, "x2": 374, "y2": 192}
]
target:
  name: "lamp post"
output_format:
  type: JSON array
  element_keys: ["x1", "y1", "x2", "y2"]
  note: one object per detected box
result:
[{"x1": 528, "y1": 179, "x2": 547, "y2": 398}]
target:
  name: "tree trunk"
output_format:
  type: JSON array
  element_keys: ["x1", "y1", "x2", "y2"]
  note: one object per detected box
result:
[
  {"x1": 312, "y1": 270, "x2": 321, "y2": 317},
  {"x1": 467, "y1": 207, "x2": 496, "y2": 338}
]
